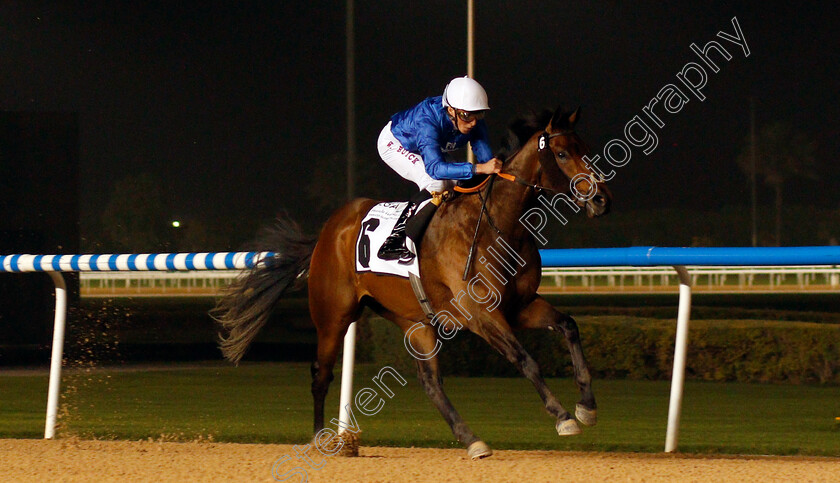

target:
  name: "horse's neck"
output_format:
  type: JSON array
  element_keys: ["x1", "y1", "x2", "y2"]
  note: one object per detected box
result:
[{"x1": 484, "y1": 150, "x2": 541, "y2": 240}]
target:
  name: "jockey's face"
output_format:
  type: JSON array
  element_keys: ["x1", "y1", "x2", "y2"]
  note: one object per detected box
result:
[{"x1": 447, "y1": 107, "x2": 484, "y2": 134}]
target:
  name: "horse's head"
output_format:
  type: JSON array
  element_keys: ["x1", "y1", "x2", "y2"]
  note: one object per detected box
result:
[{"x1": 536, "y1": 106, "x2": 612, "y2": 217}]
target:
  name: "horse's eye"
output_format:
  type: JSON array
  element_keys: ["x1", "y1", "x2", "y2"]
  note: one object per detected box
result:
[{"x1": 556, "y1": 151, "x2": 568, "y2": 162}]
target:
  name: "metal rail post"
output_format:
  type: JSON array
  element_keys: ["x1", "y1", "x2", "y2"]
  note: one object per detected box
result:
[
  {"x1": 665, "y1": 265, "x2": 692, "y2": 452},
  {"x1": 44, "y1": 272, "x2": 67, "y2": 439},
  {"x1": 337, "y1": 321, "x2": 357, "y2": 432}
]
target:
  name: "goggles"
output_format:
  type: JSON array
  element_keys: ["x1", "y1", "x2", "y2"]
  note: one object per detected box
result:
[{"x1": 456, "y1": 110, "x2": 485, "y2": 122}]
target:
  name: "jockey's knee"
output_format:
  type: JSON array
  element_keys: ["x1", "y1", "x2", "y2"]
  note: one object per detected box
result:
[
  {"x1": 406, "y1": 199, "x2": 439, "y2": 244},
  {"x1": 420, "y1": 178, "x2": 453, "y2": 194},
  {"x1": 410, "y1": 189, "x2": 432, "y2": 204}
]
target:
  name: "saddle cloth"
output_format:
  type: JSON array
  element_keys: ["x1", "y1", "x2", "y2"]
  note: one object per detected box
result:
[{"x1": 355, "y1": 201, "x2": 420, "y2": 278}]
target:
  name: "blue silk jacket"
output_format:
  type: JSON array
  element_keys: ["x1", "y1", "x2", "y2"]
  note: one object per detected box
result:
[{"x1": 389, "y1": 96, "x2": 493, "y2": 180}]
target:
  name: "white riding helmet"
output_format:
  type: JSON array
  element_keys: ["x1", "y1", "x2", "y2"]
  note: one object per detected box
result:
[{"x1": 442, "y1": 76, "x2": 490, "y2": 112}]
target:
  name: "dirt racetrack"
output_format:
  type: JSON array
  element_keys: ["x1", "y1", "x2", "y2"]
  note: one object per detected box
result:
[{"x1": 2, "y1": 439, "x2": 840, "y2": 482}]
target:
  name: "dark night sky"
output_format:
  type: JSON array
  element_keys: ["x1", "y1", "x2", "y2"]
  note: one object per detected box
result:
[{"x1": 1, "y1": 1, "x2": 838, "y2": 243}]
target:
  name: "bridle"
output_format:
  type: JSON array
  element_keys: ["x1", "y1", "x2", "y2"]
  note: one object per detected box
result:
[
  {"x1": 462, "y1": 125, "x2": 606, "y2": 279},
  {"x1": 497, "y1": 129, "x2": 596, "y2": 196},
  {"x1": 462, "y1": 128, "x2": 587, "y2": 279},
  {"x1": 455, "y1": 128, "x2": 600, "y2": 196}
]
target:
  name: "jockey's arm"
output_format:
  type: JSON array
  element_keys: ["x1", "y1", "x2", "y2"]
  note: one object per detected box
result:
[
  {"x1": 418, "y1": 139, "x2": 475, "y2": 180},
  {"x1": 475, "y1": 157, "x2": 502, "y2": 174},
  {"x1": 470, "y1": 123, "x2": 501, "y2": 175}
]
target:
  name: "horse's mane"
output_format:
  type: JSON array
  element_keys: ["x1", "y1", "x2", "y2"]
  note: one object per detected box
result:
[{"x1": 496, "y1": 109, "x2": 554, "y2": 161}]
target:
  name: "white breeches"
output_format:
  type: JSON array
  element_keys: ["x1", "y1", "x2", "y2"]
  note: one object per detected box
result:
[{"x1": 377, "y1": 122, "x2": 454, "y2": 193}]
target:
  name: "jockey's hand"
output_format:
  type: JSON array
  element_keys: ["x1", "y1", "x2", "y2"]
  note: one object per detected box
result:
[{"x1": 475, "y1": 158, "x2": 502, "y2": 175}]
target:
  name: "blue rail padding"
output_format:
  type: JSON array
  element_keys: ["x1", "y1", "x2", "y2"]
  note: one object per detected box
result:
[
  {"x1": 185, "y1": 253, "x2": 196, "y2": 270},
  {"x1": 5, "y1": 247, "x2": 840, "y2": 273},
  {"x1": 126, "y1": 254, "x2": 140, "y2": 270},
  {"x1": 0, "y1": 251, "x2": 276, "y2": 273},
  {"x1": 539, "y1": 246, "x2": 840, "y2": 267},
  {"x1": 204, "y1": 252, "x2": 217, "y2": 270}
]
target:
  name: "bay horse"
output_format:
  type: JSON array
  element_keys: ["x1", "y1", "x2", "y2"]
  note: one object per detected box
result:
[{"x1": 213, "y1": 106, "x2": 612, "y2": 459}]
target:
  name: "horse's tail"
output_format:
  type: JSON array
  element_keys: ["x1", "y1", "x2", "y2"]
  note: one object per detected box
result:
[{"x1": 212, "y1": 215, "x2": 317, "y2": 365}]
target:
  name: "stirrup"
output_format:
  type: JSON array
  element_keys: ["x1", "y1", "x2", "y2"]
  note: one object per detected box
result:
[
  {"x1": 379, "y1": 232, "x2": 415, "y2": 261},
  {"x1": 378, "y1": 226, "x2": 409, "y2": 260},
  {"x1": 378, "y1": 234, "x2": 405, "y2": 256},
  {"x1": 397, "y1": 251, "x2": 415, "y2": 265},
  {"x1": 430, "y1": 190, "x2": 449, "y2": 206}
]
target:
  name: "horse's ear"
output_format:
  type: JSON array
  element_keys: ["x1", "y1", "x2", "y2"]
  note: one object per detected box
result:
[
  {"x1": 549, "y1": 104, "x2": 566, "y2": 130},
  {"x1": 568, "y1": 106, "x2": 581, "y2": 127},
  {"x1": 549, "y1": 104, "x2": 580, "y2": 131}
]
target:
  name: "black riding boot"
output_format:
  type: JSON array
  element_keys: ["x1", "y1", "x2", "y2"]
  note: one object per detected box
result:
[
  {"x1": 405, "y1": 195, "x2": 440, "y2": 254},
  {"x1": 377, "y1": 203, "x2": 415, "y2": 262},
  {"x1": 377, "y1": 191, "x2": 432, "y2": 263}
]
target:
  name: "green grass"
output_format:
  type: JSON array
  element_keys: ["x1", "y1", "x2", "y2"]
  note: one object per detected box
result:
[{"x1": 2, "y1": 362, "x2": 839, "y2": 455}]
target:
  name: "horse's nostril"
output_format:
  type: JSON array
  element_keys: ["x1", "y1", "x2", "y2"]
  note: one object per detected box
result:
[{"x1": 593, "y1": 195, "x2": 606, "y2": 207}]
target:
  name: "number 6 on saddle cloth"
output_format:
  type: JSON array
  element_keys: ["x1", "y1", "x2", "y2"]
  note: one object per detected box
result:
[{"x1": 362, "y1": 189, "x2": 436, "y2": 269}]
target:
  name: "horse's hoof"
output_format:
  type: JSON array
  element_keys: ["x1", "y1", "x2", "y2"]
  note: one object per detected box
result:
[
  {"x1": 575, "y1": 403, "x2": 598, "y2": 427},
  {"x1": 556, "y1": 418, "x2": 582, "y2": 436},
  {"x1": 467, "y1": 441, "x2": 493, "y2": 460},
  {"x1": 313, "y1": 430, "x2": 360, "y2": 457}
]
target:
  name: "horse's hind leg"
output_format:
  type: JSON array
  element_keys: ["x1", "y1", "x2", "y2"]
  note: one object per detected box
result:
[
  {"x1": 308, "y1": 280, "x2": 362, "y2": 434},
  {"x1": 403, "y1": 320, "x2": 492, "y2": 459},
  {"x1": 516, "y1": 296, "x2": 597, "y2": 426},
  {"x1": 310, "y1": 326, "x2": 343, "y2": 434}
]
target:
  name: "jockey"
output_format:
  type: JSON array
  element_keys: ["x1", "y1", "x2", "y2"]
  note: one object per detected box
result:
[{"x1": 377, "y1": 76, "x2": 502, "y2": 263}]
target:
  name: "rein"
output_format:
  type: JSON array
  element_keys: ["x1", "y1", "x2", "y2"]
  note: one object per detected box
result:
[
  {"x1": 497, "y1": 172, "x2": 551, "y2": 193},
  {"x1": 454, "y1": 129, "x2": 575, "y2": 195},
  {"x1": 462, "y1": 174, "x2": 496, "y2": 280},
  {"x1": 452, "y1": 171, "x2": 547, "y2": 194}
]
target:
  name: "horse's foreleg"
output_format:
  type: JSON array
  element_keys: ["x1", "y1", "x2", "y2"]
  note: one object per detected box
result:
[
  {"x1": 475, "y1": 318, "x2": 581, "y2": 435},
  {"x1": 516, "y1": 296, "x2": 597, "y2": 425},
  {"x1": 407, "y1": 322, "x2": 492, "y2": 459}
]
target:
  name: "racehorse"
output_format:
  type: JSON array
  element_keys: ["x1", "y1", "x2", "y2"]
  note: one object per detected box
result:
[{"x1": 213, "y1": 105, "x2": 612, "y2": 459}]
